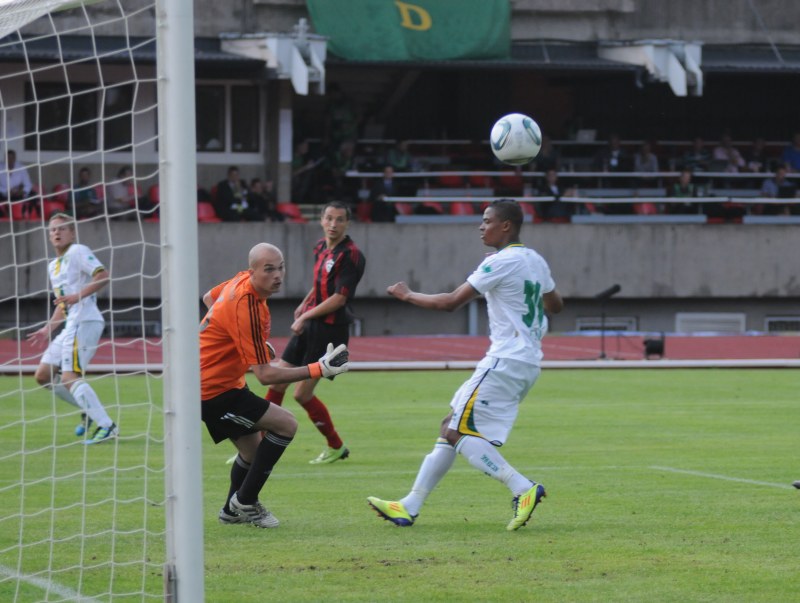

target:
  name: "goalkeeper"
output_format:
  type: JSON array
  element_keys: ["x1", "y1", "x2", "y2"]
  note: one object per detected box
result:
[{"x1": 200, "y1": 242, "x2": 350, "y2": 529}]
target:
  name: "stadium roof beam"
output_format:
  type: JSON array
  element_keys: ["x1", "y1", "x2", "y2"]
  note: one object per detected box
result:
[
  {"x1": 598, "y1": 40, "x2": 703, "y2": 96},
  {"x1": 220, "y1": 18, "x2": 327, "y2": 96}
]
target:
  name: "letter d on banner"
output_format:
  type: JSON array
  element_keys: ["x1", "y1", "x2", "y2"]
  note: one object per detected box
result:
[{"x1": 395, "y1": 1, "x2": 432, "y2": 30}]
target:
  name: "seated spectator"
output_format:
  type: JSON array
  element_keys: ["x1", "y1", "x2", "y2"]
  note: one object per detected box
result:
[
  {"x1": 248, "y1": 177, "x2": 285, "y2": 222},
  {"x1": 0, "y1": 149, "x2": 35, "y2": 218},
  {"x1": 292, "y1": 139, "x2": 324, "y2": 204},
  {"x1": 533, "y1": 134, "x2": 560, "y2": 172},
  {"x1": 760, "y1": 164, "x2": 797, "y2": 215},
  {"x1": 71, "y1": 167, "x2": 102, "y2": 219},
  {"x1": 386, "y1": 140, "x2": 413, "y2": 172},
  {"x1": 666, "y1": 168, "x2": 701, "y2": 214},
  {"x1": 107, "y1": 165, "x2": 148, "y2": 217},
  {"x1": 745, "y1": 137, "x2": 772, "y2": 173},
  {"x1": 326, "y1": 139, "x2": 359, "y2": 204},
  {"x1": 593, "y1": 132, "x2": 630, "y2": 172},
  {"x1": 781, "y1": 132, "x2": 800, "y2": 172},
  {"x1": 368, "y1": 165, "x2": 400, "y2": 222},
  {"x1": 214, "y1": 165, "x2": 259, "y2": 221},
  {"x1": 536, "y1": 168, "x2": 575, "y2": 221},
  {"x1": 634, "y1": 142, "x2": 659, "y2": 174},
  {"x1": 682, "y1": 137, "x2": 710, "y2": 172},
  {"x1": 712, "y1": 133, "x2": 745, "y2": 173}
]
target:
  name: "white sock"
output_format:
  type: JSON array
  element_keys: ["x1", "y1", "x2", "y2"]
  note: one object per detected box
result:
[
  {"x1": 455, "y1": 435, "x2": 533, "y2": 496},
  {"x1": 47, "y1": 382, "x2": 81, "y2": 409},
  {"x1": 400, "y1": 438, "x2": 456, "y2": 516},
  {"x1": 71, "y1": 379, "x2": 113, "y2": 429}
]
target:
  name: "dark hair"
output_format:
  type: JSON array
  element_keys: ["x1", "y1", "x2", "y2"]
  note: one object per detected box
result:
[
  {"x1": 322, "y1": 200, "x2": 351, "y2": 221},
  {"x1": 490, "y1": 198, "x2": 523, "y2": 230},
  {"x1": 117, "y1": 165, "x2": 132, "y2": 178}
]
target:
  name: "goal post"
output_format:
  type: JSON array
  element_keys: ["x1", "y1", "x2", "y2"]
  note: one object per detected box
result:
[
  {"x1": 0, "y1": 0, "x2": 204, "y2": 600},
  {"x1": 155, "y1": 0, "x2": 204, "y2": 601}
]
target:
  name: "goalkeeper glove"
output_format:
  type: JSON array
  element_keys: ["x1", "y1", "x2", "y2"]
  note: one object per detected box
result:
[{"x1": 308, "y1": 343, "x2": 349, "y2": 380}]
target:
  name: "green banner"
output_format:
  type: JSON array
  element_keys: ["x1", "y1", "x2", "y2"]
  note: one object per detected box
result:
[{"x1": 306, "y1": 0, "x2": 510, "y2": 61}]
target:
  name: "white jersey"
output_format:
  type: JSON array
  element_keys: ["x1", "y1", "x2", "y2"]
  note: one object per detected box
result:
[
  {"x1": 48, "y1": 243, "x2": 105, "y2": 324},
  {"x1": 467, "y1": 243, "x2": 555, "y2": 366}
]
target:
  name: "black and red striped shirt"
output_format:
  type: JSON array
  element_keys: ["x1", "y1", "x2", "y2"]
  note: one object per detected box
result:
[{"x1": 306, "y1": 235, "x2": 366, "y2": 325}]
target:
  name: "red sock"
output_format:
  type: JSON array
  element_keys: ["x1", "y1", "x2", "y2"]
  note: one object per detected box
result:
[
  {"x1": 265, "y1": 388, "x2": 285, "y2": 406},
  {"x1": 303, "y1": 396, "x2": 343, "y2": 449}
]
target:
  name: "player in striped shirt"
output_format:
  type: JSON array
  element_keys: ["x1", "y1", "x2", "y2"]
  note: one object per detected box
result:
[{"x1": 264, "y1": 201, "x2": 366, "y2": 465}]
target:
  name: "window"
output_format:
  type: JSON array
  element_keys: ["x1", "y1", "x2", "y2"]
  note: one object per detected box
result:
[
  {"x1": 196, "y1": 85, "x2": 225, "y2": 151},
  {"x1": 24, "y1": 83, "x2": 97, "y2": 151},
  {"x1": 103, "y1": 83, "x2": 135, "y2": 151},
  {"x1": 231, "y1": 86, "x2": 259, "y2": 153}
]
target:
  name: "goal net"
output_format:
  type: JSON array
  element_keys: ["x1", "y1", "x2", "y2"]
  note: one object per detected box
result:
[{"x1": 0, "y1": 0, "x2": 202, "y2": 600}]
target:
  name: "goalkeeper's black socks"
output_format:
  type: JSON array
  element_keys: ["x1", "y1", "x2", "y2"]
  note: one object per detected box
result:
[{"x1": 237, "y1": 431, "x2": 294, "y2": 504}]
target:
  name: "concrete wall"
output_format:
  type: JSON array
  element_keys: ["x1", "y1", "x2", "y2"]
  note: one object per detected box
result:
[{"x1": 3, "y1": 221, "x2": 796, "y2": 334}]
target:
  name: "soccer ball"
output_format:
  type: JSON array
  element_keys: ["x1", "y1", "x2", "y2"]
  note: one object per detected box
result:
[{"x1": 490, "y1": 113, "x2": 542, "y2": 166}]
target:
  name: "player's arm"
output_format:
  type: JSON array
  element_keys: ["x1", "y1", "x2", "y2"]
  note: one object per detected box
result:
[
  {"x1": 387, "y1": 281, "x2": 479, "y2": 312},
  {"x1": 543, "y1": 289, "x2": 564, "y2": 315},
  {"x1": 53, "y1": 267, "x2": 109, "y2": 308},
  {"x1": 293, "y1": 287, "x2": 315, "y2": 319},
  {"x1": 251, "y1": 342, "x2": 349, "y2": 384}
]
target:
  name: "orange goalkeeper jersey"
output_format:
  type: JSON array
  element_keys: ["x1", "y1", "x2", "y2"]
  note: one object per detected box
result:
[{"x1": 199, "y1": 271, "x2": 272, "y2": 399}]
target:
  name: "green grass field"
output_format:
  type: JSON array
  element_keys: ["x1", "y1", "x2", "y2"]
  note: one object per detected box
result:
[{"x1": 1, "y1": 369, "x2": 799, "y2": 602}]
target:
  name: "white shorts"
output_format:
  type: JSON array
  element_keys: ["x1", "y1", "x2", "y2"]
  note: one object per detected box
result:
[
  {"x1": 40, "y1": 320, "x2": 104, "y2": 374},
  {"x1": 448, "y1": 356, "x2": 541, "y2": 446}
]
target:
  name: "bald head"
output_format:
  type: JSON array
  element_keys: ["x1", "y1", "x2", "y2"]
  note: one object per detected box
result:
[{"x1": 248, "y1": 243, "x2": 283, "y2": 269}]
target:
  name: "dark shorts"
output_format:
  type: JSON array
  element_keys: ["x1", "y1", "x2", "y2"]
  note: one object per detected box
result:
[
  {"x1": 281, "y1": 320, "x2": 350, "y2": 367},
  {"x1": 201, "y1": 386, "x2": 270, "y2": 444}
]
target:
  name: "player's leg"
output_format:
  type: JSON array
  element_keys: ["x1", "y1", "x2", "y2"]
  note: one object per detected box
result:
[
  {"x1": 61, "y1": 321, "x2": 117, "y2": 443},
  {"x1": 447, "y1": 358, "x2": 545, "y2": 530},
  {"x1": 367, "y1": 412, "x2": 457, "y2": 527},
  {"x1": 35, "y1": 331, "x2": 82, "y2": 411},
  {"x1": 281, "y1": 324, "x2": 349, "y2": 464}
]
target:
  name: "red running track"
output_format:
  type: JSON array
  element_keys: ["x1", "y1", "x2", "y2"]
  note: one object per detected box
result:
[{"x1": 2, "y1": 334, "x2": 799, "y2": 366}]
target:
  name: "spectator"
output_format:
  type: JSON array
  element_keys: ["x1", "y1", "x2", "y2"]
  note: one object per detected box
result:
[
  {"x1": 780, "y1": 132, "x2": 800, "y2": 172},
  {"x1": 745, "y1": 137, "x2": 772, "y2": 173},
  {"x1": 248, "y1": 178, "x2": 285, "y2": 222},
  {"x1": 634, "y1": 142, "x2": 660, "y2": 174},
  {"x1": 106, "y1": 165, "x2": 139, "y2": 216},
  {"x1": 71, "y1": 167, "x2": 102, "y2": 219},
  {"x1": 368, "y1": 165, "x2": 400, "y2": 222},
  {"x1": 386, "y1": 140, "x2": 412, "y2": 172},
  {"x1": 682, "y1": 137, "x2": 710, "y2": 172},
  {"x1": 536, "y1": 168, "x2": 575, "y2": 221},
  {"x1": 666, "y1": 168, "x2": 701, "y2": 214},
  {"x1": 760, "y1": 164, "x2": 797, "y2": 215},
  {"x1": 593, "y1": 132, "x2": 629, "y2": 172},
  {"x1": 712, "y1": 133, "x2": 745, "y2": 173},
  {"x1": 214, "y1": 166, "x2": 258, "y2": 221},
  {"x1": 326, "y1": 139, "x2": 359, "y2": 204},
  {"x1": 0, "y1": 149, "x2": 34, "y2": 218}
]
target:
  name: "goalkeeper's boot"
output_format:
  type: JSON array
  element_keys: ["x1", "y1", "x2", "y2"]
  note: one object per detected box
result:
[
  {"x1": 309, "y1": 445, "x2": 349, "y2": 465},
  {"x1": 228, "y1": 492, "x2": 279, "y2": 528},
  {"x1": 507, "y1": 482, "x2": 546, "y2": 531},
  {"x1": 75, "y1": 413, "x2": 93, "y2": 437},
  {"x1": 84, "y1": 423, "x2": 119, "y2": 445},
  {"x1": 218, "y1": 506, "x2": 245, "y2": 525},
  {"x1": 366, "y1": 497, "x2": 415, "y2": 527}
]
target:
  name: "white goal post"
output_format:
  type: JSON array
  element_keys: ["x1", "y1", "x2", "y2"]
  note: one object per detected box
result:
[{"x1": 0, "y1": 0, "x2": 202, "y2": 600}]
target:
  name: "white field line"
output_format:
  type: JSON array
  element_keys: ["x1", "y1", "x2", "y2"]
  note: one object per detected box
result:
[
  {"x1": 650, "y1": 465, "x2": 794, "y2": 490},
  {"x1": 0, "y1": 563, "x2": 101, "y2": 602}
]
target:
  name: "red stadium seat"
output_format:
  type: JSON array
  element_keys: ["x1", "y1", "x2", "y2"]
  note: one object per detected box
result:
[
  {"x1": 197, "y1": 201, "x2": 222, "y2": 223},
  {"x1": 148, "y1": 184, "x2": 160, "y2": 206},
  {"x1": 634, "y1": 202, "x2": 659, "y2": 215},
  {"x1": 450, "y1": 201, "x2": 475, "y2": 215},
  {"x1": 468, "y1": 174, "x2": 492, "y2": 188},
  {"x1": 277, "y1": 202, "x2": 308, "y2": 223},
  {"x1": 438, "y1": 174, "x2": 463, "y2": 187},
  {"x1": 394, "y1": 202, "x2": 413, "y2": 216},
  {"x1": 52, "y1": 183, "x2": 70, "y2": 205},
  {"x1": 356, "y1": 201, "x2": 372, "y2": 223}
]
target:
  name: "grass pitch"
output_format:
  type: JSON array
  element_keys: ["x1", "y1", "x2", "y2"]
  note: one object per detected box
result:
[{"x1": 1, "y1": 369, "x2": 799, "y2": 601}]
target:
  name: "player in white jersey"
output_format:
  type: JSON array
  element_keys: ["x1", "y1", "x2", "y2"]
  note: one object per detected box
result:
[
  {"x1": 368, "y1": 199, "x2": 563, "y2": 530},
  {"x1": 27, "y1": 213, "x2": 118, "y2": 444}
]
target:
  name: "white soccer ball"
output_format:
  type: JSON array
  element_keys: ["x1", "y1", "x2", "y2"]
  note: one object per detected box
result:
[{"x1": 490, "y1": 113, "x2": 542, "y2": 166}]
